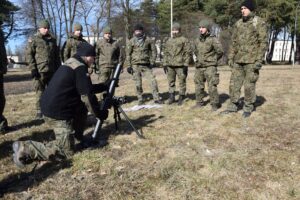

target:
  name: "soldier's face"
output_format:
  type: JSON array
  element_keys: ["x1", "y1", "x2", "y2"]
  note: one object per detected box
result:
[
  {"x1": 39, "y1": 27, "x2": 49, "y2": 35},
  {"x1": 199, "y1": 27, "x2": 208, "y2": 35},
  {"x1": 241, "y1": 6, "x2": 251, "y2": 17},
  {"x1": 134, "y1": 30, "x2": 143, "y2": 37},
  {"x1": 104, "y1": 33, "x2": 112, "y2": 40},
  {"x1": 171, "y1": 29, "x2": 179, "y2": 37},
  {"x1": 74, "y1": 30, "x2": 82, "y2": 37}
]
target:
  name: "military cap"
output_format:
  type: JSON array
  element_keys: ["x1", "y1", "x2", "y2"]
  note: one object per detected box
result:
[
  {"x1": 198, "y1": 19, "x2": 212, "y2": 30},
  {"x1": 103, "y1": 26, "x2": 112, "y2": 34},
  {"x1": 39, "y1": 20, "x2": 50, "y2": 29},
  {"x1": 172, "y1": 22, "x2": 181, "y2": 30},
  {"x1": 241, "y1": 0, "x2": 255, "y2": 11},
  {"x1": 74, "y1": 23, "x2": 83, "y2": 31},
  {"x1": 76, "y1": 42, "x2": 96, "y2": 57},
  {"x1": 134, "y1": 24, "x2": 144, "y2": 31}
]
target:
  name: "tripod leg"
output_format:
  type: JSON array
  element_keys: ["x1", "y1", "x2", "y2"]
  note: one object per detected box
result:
[{"x1": 117, "y1": 106, "x2": 145, "y2": 139}]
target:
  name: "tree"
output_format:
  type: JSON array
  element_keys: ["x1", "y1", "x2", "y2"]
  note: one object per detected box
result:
[{"x1": 0, "y1": 0, "x2": 19, "y2": 41}]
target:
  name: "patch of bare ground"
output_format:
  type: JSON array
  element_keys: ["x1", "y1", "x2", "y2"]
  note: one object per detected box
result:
[{"x1": 0, "y1": 65, "x2": 299, "y2": 199}]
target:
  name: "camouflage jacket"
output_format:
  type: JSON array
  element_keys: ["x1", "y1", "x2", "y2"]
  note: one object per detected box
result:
[
  {"x1": 63, "y1": 34, "x2": 87, "y2": 62},
  {"x1": 193, "y1": 34, "x2": 223, "y2": 68},
  {"x1": 163, "y1": 35, "x2": 191, "y2": 67},
  {"x1": 228, "y1": 14, "x2": 268, "y2": 64},
  {"x1": 95, "y1": 38, "x2": 123, "y2": 69},
  {"x1": 0, "y1": 29, "x2": 7, "y2": 74},
  {"x1": 27, "y1": 32, "x2": 61, "y2": 73},
  {"x1": 126, "y1": 35, "x2": 156, "y2": 66}
]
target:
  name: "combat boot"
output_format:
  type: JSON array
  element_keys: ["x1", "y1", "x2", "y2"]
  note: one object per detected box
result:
[
  {"x1": 12, "y1": 141, "x2": 33, "y2": 168},
  {"x1": 166, "y1": 93, "x2": 175, "y2": 104},
  {"x1": 242, "y1": 112, "x2": 251, "y2": 118},
  {"x1": 177, "y1": 95, "x2": 185, "y2": 106},
  {"x1": 192, "y1": 101, "x2": 204, "y2": 109},
  {"x1": 154, "y1": 99, "x2": 164, "y2": 104},
  {"x1": 211, "y1": 103, "x2": 221, "y2": 111}
]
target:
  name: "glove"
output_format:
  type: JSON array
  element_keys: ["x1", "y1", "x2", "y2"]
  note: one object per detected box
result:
[
  {"x1": 163, "y1": 66, "x2": 168, "y2": 74},
  {"x1": 127, "y1": 67, "x2": 133, "y2": 75},
  {"x1": 31, "y1": 69, "x2": 40, "y2": 79},
  {"x1": 254, "y1": 61, "x2": 262, "y2": 70},
  {"x1": 150, "y1": 63, "x2": 156, "y2": 68},
  {"x1": 98, "y1": 109, "x2": 109, "y2": 121}
]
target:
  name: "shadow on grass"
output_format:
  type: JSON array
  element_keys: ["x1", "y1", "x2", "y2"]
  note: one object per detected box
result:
[
  {"x1": 0, "y1": 160, "x2": 72, "y2": 198},
  {"x1": 0, "y1": 130, "x2": 55, "y2": 161},
  {"x1": 236, "y1": 95, "x2": 267, "y2": 111},
  {"x1": 9, "y1": 119, "x2": 45, "y2": 133},
  {"x1": 4, "y1": 73, "x2": 31, "y2": 83},
  {"x1": 80, "y1": 114, "x2": 163, "y2": 149}
]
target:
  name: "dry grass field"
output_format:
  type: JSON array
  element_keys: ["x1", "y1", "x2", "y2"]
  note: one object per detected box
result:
[{"x1": 0, "y1": 65, "x2": 299, "y2": 200}]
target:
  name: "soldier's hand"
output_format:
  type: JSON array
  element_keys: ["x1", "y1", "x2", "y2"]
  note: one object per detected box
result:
[
  {"x1": 127, "y1": 67, "x2": 133, "y2": 75},
  {"x1": 254, "y1": 61, "x2": 262, "y2": 70},
  {"x1": 163, "y1": 66, "x2": 168, "y2": 74},
  {"x1": 31, "y1": 69, "x2": 40, "y2": 79}
]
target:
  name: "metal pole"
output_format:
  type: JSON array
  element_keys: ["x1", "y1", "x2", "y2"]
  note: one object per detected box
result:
[
  {"x1": 294, "y1": 1, "x2": 300, "y2": 66},
  {"x1": 170, "y1": 0, "x2": 173, "y2": 38}
]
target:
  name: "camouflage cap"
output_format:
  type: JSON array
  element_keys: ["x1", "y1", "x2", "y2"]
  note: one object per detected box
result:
[
  {"x1": 103, "y1": 26, "x2": 112, "y2": 34},
  {"x1": 198, "y1": 19, "x2": 212, "y2": 30},
  {"x1": 74, "y1": 23, "x2": 83, "y2": 31},
  {"x1": 172, "y1": 22, "x2": 181, "y2": 30},
  {"x1": 39, "y1": 20, "x2": 50, "y2": 29}
]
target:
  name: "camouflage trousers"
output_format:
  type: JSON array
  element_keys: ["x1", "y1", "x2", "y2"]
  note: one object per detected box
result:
[
  {"x1": 132, "y1": 65, "x2": 160, "y2": 101},
  {"x1": 34, "y1": 72, "x2": 53, "y2": 113},
  {"x1": 167, "y1": 66, "x2": 188, "y2": 95},
  {"x1": 194, "y1": 66, "x2": 219, "y2": 105},
  {"x1": 22, "y1": 103, "x2": 87, "y2": 161},
  {"x1": 0, "y1": 74, "x2": 7, "y2": 131},
  {"x1": 98, "y1": 67, "x2": 114, "y2": 84},
  {"x1": 227, "y1": 63, "x2": 259, "y2": 112}
]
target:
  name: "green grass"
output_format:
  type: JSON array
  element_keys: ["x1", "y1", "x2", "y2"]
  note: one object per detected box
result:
[{"x1": 0, "y1": 66, "x2": 299, "y2": 199}]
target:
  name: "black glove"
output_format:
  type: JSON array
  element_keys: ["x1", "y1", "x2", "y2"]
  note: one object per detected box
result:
[
  {"x1": 254, "y1": 61, "x2": 262, "y2": 70},
  {"x1": 98, "y1": 109, "x2": 109, "y2": 121},
  {"x1": 31, "y1": 69, "x2": 40, "y2": 79},
  {"x1": 163, "y1": 66, "x2": 168, "y2": 74},
  {"x1": 127, "y1": 67, "x2": 133, "y2": 75}
]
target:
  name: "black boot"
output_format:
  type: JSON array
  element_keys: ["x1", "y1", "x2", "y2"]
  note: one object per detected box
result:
[
  {"x1": 12, "y1": 141, "x2": 33, "y2": 168},
  {"x1": 166, "y1": 93, "x2": 175, "y2": 104},
  {"x1": 177, "y1": 95, "x2": 185, "y2": 106}
]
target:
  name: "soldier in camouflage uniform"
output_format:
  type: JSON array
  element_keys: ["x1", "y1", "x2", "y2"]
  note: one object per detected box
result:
[
  {"x1": 221, "y1": 0, "x2": 268, "y2": 118},
  {"x1": 95, "y1": 26, "x2": 124, "y2": 84},
  {"x1": 0, "y1": 28, "x2": 9, "y2": 134},
  {"x1": 27, "y1": 20, "x2": 61, "y2": 119},
  {"x1": 163, "y1": 22, "x2": 191, "y2": 105},
  {"x1": 192, "y1": 20, "x2": 223, "y2": 111},
  {"x1": 12, "y1": 43, "x2": 109, "y2": 167},
  {"x1": 126, "y1": 24, "x2": 163, "y2": 105},
  {"x1": 62, "y1": 23, "x2": 87, "y2": 62}
]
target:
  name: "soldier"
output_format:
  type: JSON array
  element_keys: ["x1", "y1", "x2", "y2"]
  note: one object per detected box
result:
[
  {"x1": 126, "y1": 24, "x2": 163, "y2": 105},
  {"x1": 95, "y1": 26, "x2": 123, "y2": 84},
  {"x1": 221, "y1": 0, "x2": 268, "y2": 118},
  {"x1": 0, "y1": 29, "x2": 9, "y2": 134},
  {"x1": 63, "y1": 23, "x2": 87, "y2": 62},
  {"x1": 12, "y1": 43, "x2": 109, "y2": 167},
  {"x1": 27, "y1": 20, "x2": 61, "y2": 119},
  {"x1": 163, "y1": 22, "x2": 191, "y2": 105},
  {"x1": 192, "y1": 20, "x2": 223, "y2": 111}
]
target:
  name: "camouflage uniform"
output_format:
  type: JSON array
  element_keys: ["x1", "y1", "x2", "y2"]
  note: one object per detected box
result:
[
  {"x1": 126, "y1": 34, "x2": 160, "y2": 103},
  {"x1": 193, "y1": 31, "x2": 223, "y2": 109},
  {"x1": 163, "y1": 32, "x2": 191, "y2": 104},
  {"x1": 227, "y1": 13, "x2": 268, "y2": 113},
  {"x1": 0, "y1": 29, "x2": 8, "y2": 133},
  {"x1": 27, "y1": 31, "x2": 60, "y2": 116},
  {"x1": 96, "y1": 38, "x2": 123, "y2": 84},
  {"x1": 63, "y1": 34, "x2": 87, "y2": 62}
]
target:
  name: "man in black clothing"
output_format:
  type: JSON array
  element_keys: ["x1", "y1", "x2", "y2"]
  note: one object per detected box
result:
[{"x1": 12, "y1": 43, "x2": 109, "y2": 167}]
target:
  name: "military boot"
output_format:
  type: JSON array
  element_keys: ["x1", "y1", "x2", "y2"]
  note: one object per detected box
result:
[
  {"x1": 166, "y1": 93, "x2": 175, "y2": 104},
  {"x1": 192, "y1": 101, "x2": 204, "y2": 109},
  {"x1": 12, "y1": 141, "x2": 33, "y2": 168},
  {"x1": 211, "y1": 103, "x2": 221, "y2": 111},
  {"x1": 177, "y1": 95, "x2": 185, "y2": 106}
]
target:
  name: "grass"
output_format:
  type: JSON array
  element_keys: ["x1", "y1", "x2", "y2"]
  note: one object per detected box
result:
[{"x1": 0, "y1": 66, "x2": 299, "y2": 199}]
